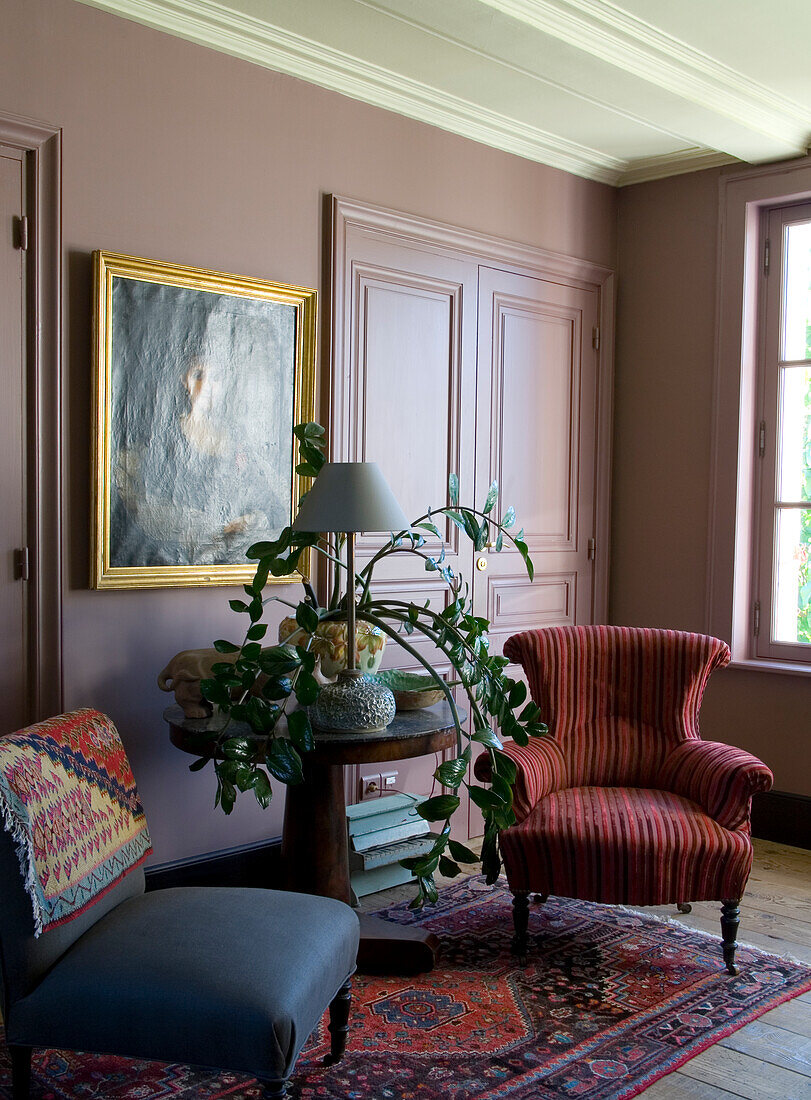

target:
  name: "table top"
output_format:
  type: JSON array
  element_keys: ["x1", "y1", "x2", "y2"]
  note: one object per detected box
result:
[{"x1": 164, "y1": 700, "x2": 466, "y2": 765}]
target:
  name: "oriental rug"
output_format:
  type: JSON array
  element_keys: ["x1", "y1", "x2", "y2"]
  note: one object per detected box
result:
[{"x1": 1, "y1": 877, "x2": 809, "y2": 1099}]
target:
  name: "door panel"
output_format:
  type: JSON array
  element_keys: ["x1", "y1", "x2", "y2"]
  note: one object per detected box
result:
[
  {"x1": 468, "y1": 267, "x2": 600, "y2": 836},
  {"x1": 0, "y1": 150, "x2": 26, "y2": 731},
  {"x1": 332, "y1": 231, "x2": 479, "y2": 806},
  {"x1": 474, "y1": 266, "x2": 599, "y2": 653}
]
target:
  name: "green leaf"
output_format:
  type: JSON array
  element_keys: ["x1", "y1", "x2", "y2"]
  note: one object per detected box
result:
[
  {"x1": 468, "y1": 785, "x2": 506, "y2": 811},
  {"x1": 258, "y1": 645, "x2": 302, "y2": 676},
  {"x1": 438, "y1": 856, "x2": 462, "y2": 878},
  {"x1": 295, "y1": 602, "x2": 319, "y2": 635},
  {"x1": 261, "y1": 677, "x2": 293, "y2": 701},
  {"x1": 515, "y1": 538, "x2": 535, "y2": 582},
  {"x1": 188, "y1": 757, "x2": 209, "y2": 772},
  {"x1": 509, "y1": 680, "x2": 528, "y2": 708},
  {"x1": 415, "y1": 520, "x2": 442, "y2": 539},
  {"x1": 416, "y1": 794, "x2": 460, "y2": 821},
  {"x1": 222, "y1": 737, "x2": 254, "y2": 761},
  {"x1": 483, "y1": 480, "x2": 498, "y2": 514},
  {"x1": 293, "y1": 421, "x2": 326, "y2": 441},
  {"x1": 448, "y1": 839, "x2": 479, "y2": 864},
  {"x1": 495, "y1": 529, "x2": 503, "y2": 553},
  {"x1": 200, "y1": 678, "x2": 230, "y2": 707},
  {"x1": 219, "y1": 778, "x2": 236, "y2": 815},
  {"x1": 287, "y1": 709, "x2": 315, "y2": 754},
  {"x1": 246, "y1": 623, "x2": 268, "y2": 641},
  {"x1": 501, "y1": 506, "x2": 516, "y2": 529},
  {"x1": 491, "y1": 772, "x2": 513, "y2": 807},
  {"x1": 418, "y1": 875, "x2": 439, "y2": 904},
  {"x1": 213, "y1": 639, "x2": 240, "y2": 654},
  {"x1": 493, "y1": 750, "x2": 518, "y2": 784},
  {"x1": 249, "y1": 769, "x2": 272, "y2": 808},
  {"x1": 294, "y1": 671, "x2": 320, "y2": 706},
  {"x1": 471, "y1": 726, "x2": 502, "y2": 750},
  {"x1": 229, "y1": 599, "x2": 249, "y2": 614},
  {"x1": 448, "y1": 472, "x2": 459, "y2": 507},
  {"x1": 434, "y1": 749, "x2": 470, "y2": 790},
  {"x1": 265, "y1": 739, "x2": 304, "y2": 785}
]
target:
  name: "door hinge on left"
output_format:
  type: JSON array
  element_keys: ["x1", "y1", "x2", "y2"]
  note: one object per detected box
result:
[
  {"x1": 14, "y1": 547, "x2": 29, "y2": 581},
  {"x1": 15, "y1": 215, "x2": 28, "y2": 250}
]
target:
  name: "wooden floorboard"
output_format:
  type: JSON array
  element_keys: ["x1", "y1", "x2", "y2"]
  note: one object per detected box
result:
[{"x1": 361, "y1": 835, "x2": 811, "y2": 1098}]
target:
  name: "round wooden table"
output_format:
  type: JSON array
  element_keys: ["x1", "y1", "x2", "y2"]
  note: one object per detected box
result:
[{"x1": 165, "y1": 701, "x2": 463, "y2": 974}]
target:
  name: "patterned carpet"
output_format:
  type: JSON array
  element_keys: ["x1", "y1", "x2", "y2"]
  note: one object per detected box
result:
[{"x1": 2, "y1": 877, "x2": 810, "y2": 1099}]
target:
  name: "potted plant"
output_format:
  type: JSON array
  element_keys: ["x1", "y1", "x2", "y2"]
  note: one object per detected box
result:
[{"x1": 195, "y1": 422, "x2": 548, "y2": 908}]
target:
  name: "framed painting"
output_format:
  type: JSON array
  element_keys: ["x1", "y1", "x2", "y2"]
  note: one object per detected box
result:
[{"x1": 91, "y1": 251, "x2": 316, "y2": 589}]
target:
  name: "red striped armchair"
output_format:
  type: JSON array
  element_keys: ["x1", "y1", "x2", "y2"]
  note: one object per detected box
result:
[{"x1": 475, "y1": 626, "x2": 773, "y2": 974}]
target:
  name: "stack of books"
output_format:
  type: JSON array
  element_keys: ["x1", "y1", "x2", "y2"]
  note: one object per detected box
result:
[{"x1": 347, "y1": 792, "x2": 436, "y2": 898}]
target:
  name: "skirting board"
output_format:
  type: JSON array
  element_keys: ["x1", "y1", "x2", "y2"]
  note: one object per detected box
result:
[
  {"x1": 145, "y1": 836, "x2": 282, "y2": 892},
  {"x1": 751, "y1": 790, "x2": 810, "y2": 850}
]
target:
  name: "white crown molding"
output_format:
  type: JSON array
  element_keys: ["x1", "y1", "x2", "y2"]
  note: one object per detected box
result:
[
  {"x1": 480, "y1": 0, "x2": 809, "y2": 152},
  {"x1": 77, "y1": 0, "x2": 627, "y2": 183},
  {"x1": 617, "y1": 148, "x2": 736, "y2": 188}
]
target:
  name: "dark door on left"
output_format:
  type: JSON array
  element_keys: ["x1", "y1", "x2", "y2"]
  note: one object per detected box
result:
[{"x1": 0, "y1": 146, "x2": 28, "y2": 732}]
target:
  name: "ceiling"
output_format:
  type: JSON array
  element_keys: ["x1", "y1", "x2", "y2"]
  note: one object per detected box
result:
[{"x1": 77, "y1": 0, "x2": 811, "y2": 186}]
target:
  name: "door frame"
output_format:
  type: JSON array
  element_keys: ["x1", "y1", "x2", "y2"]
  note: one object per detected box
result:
[
  {"x1": 330, "y1": 194, "x2": 616, "y2": 622},
  {"x1": 0, "y1": 113, "x2": 63, "y2": 721}
]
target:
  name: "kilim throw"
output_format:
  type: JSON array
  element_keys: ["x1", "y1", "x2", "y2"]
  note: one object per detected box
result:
[{"x1": 0, "y1": 708, "x2": 152, "y2": 936}]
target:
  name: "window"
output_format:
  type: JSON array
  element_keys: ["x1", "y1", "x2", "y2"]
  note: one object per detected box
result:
[
  {"x1": 709, "y1": 160, "x2": 811, "y2": 674},
  {"x1": 755, "y1": 204, "x2": 811, "y2": 662}
]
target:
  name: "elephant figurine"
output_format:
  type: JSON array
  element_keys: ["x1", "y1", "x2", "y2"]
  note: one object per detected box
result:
[{"x1": 157, "y1": 648, "x2": 238, "y2": 719}]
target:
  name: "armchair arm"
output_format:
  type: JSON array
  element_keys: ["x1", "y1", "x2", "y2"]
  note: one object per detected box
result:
[
  {"x1": 660, "y1": 740, "x2": 773, "y2": 830},
  {"x1": 474, "y1": 738, "x2": 568, "y2": 823}
]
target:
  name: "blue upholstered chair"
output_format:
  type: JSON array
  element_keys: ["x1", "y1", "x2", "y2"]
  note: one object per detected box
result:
[{"x1": 0, "y1": 710, "x2": 359, "y2": 1099}]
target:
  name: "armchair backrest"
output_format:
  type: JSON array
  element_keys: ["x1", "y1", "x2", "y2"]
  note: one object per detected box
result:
[
  {"x1": 504, "y1": 626, "x2": 730, "y2": 787},
  {"x1": 0, "y1": 710, "x2": 150, "y2": 1016}
]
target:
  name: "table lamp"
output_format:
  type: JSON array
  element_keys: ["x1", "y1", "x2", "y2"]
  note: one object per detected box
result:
[{"x1": 293, "y1": 461, "x2": 409, "y2": 732}]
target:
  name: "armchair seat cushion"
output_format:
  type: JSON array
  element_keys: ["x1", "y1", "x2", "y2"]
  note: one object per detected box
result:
[
  {"x1": 499, "y1": 787, "x2": 753, "y2": 906},
  {"x1": 7, "y1": 886, "x2": 359, "y2": 1081}
]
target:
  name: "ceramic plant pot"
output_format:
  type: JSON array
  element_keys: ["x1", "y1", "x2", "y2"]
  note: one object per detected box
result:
[{"x1": 278, "y1": 617, "x2": 387, "y2": 679}]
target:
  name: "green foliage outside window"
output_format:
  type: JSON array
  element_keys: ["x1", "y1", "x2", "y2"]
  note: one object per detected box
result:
[{"x1": 798, "y1": 321, "x2": 811, "y2": 643}]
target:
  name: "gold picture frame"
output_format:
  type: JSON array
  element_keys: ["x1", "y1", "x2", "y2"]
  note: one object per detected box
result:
[{"x1": 91, "y1": 251, "x2": 316, "y2": 589}]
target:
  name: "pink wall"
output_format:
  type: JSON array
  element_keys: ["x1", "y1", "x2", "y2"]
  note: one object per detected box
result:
[
  {"x1": 615, "y1": 169, "x2": 811, "y2": 797},
  {"x1": 1, "y1": 0, "x2": 617, "y2": 864}
]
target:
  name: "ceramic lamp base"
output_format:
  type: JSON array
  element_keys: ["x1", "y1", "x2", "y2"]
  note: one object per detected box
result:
[{"x1": 309, "y1": 668, "x2": 396, "y2": 733}]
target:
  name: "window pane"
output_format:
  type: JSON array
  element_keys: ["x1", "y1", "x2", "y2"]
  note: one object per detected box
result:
[
  {"x1": 773, "y1": 507, "x2": 811, "y2": 644},
  {"x1": 778, "y1": 366, "x2": 811, "y2": 502},
  {"x1": 782, "y1": 220, "x2": 811, "y2": 362}
]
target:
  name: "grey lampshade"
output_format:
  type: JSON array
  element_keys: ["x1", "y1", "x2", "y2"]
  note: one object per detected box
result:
[{"x1": 293, "y1": 462, "x2": 410, "y2": 533}]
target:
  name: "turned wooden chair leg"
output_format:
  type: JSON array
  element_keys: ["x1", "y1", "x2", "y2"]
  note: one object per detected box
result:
[
  {"x1": 10, "y1": 1045, "x2": 32, "y2": 1100},
  {"x1": 676, "y1": 901, "x2": 692, "y2": 914},
  {"x1": 323, "y1": 979, "x2": 352, "y2": 1066},
  {"x1": 721, "y1": 899, "x2": 741, "y2": 976},
  {"x1": 511, "y1": 891, "x2": 530, "y2": 965}
]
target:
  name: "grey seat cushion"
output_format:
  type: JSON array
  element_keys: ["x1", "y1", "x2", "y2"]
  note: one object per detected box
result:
[{"x1": 7, "y1": 887, "x2": 359, "y2": 1080}]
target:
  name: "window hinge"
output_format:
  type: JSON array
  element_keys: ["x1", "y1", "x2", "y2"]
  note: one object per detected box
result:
[
  {"x1": 753, "y1": 600, "x2": 761, "y2": 637},
  {"x1": 587, "y1": 536, "x2": 596, "y2": 560},
  {"x1": 15, "y1": 215, "x2": 28, "y2": 251},
  {"x1": 758, "y1": 420, "x2": 766, "y2": 458},
  {"x1": 592, "y1": 326, "x2": 600, "y2": 351},
  {"x1": 13, "y1": 547, "x2": 29, "y2": 581},
  {"x1": 763, "y1": 238, "x2": 770, "y2": 274}
]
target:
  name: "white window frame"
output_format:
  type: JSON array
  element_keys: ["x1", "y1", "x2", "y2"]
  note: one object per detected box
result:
[{"x1": 708, "y1": 158, "x2": 811, "y2": 675}]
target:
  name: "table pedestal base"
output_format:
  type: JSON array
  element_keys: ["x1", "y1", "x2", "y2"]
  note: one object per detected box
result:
[{"x1": 357, "y1": 914, "x2": 440, "y2": 975}]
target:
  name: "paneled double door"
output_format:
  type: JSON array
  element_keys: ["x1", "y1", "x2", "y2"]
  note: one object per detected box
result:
[{"x1": 330, "y1": 198, "x2": 613, "y2": 836}]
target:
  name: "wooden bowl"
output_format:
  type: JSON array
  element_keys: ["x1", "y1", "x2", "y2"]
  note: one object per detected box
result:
[{"x1": 373, "y1": 669, "x2": 446, "y2": 711}]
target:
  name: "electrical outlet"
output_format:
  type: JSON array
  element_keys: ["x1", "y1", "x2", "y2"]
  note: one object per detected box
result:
[
  {"x1": 360, "y1": 773, "x2": 382, "y2": 800},
  {"x1": 381, "y1": 770, "x2": 398, "y2": 791}
]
